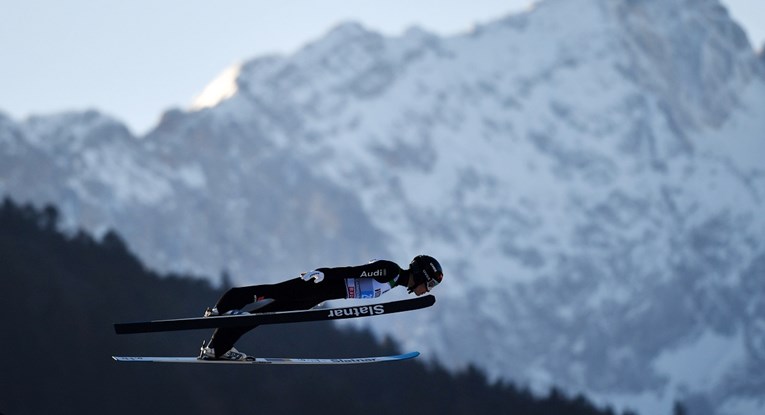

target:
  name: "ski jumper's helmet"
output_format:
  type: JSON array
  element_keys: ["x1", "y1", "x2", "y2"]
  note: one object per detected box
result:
[{"x1": 409, "y1": 255, "x2": 443, "y2": 291}]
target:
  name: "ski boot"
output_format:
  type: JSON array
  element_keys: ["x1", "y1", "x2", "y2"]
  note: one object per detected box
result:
[
  {"x1": 198, "y1": 340, "x2": 254, "y2": 361},
  {"x1": 203, "y1": 307, "x2": 247, "y2": 317},
  {"x1": 203, "y1": 297, "x2": 273, "y2": 317}
]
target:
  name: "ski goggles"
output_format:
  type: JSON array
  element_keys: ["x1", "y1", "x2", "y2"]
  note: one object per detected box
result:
[{"x1": 426, "y1": 272, "x2": 443, "y2": 291}]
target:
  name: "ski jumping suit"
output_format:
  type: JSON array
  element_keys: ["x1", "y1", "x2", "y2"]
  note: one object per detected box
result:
[{"x1": 207, "y1": 260, "x2": 408, "y2": 357}]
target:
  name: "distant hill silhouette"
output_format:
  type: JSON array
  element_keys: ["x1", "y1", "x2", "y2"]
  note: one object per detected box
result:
[{"x1": 0, "y1": 198, "x2": 635, "y2": 415}]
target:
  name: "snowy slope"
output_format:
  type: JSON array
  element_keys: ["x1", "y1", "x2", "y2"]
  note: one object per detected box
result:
[{"x1": 2, "y1": 0, "x2": 764, "y2": 414}]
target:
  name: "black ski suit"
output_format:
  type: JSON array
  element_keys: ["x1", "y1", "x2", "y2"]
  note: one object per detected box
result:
[{"x1": 207, "y1": 260, "x2": 410, "y2": 357}]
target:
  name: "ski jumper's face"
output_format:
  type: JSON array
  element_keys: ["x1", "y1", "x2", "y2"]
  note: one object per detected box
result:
[{"x1": 411, "y1": 282, "x2": 429, "y2": 296}]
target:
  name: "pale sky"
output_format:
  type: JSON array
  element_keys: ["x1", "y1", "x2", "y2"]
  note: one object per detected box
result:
[{"x1": 1, "y1": 0, "x2": 762, "y2": 135}]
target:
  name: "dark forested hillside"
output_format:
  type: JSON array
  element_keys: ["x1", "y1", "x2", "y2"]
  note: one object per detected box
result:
[{"x1": 0, "y1": 198, "x2": 632, "y2": 415}]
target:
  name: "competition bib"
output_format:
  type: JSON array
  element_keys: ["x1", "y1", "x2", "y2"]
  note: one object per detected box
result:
[{"x1": 344, "y1": 278, "x2": 395, "y2": 299}]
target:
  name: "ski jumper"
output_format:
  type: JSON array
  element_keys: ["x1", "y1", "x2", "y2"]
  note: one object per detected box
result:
[{"x1": 207, "y1": 260, "x2": 408, "y2": 357}]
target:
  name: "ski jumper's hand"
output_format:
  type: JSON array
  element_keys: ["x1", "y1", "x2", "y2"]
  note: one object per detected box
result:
[{"x1": 300, "y1": 270, "x2": 325, "y2": 283}]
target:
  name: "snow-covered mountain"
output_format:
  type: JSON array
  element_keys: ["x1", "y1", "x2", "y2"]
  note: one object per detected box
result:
[{"x1": 2, "y1": 0, "x2": 764, "y2": 413}]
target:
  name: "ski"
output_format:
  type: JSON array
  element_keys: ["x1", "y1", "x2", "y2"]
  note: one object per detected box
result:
[
  {"x1": 112, "y1": 351, "x2": 419, "y2": 365},
  {"x1": 114, "y1": 295, "x2": 435, "y2": 334}
]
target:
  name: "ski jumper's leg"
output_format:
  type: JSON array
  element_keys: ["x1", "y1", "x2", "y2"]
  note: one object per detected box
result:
[
  {"x1": 212, "y1": 285, "x2": 264, "y2": 313},
  {"x1": 207, "y1": 278, "x2": 345, "y2": 356}
]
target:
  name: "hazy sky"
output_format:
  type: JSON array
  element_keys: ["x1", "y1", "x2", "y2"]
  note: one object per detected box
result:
[{"x1": 1, "y1": 0, "x2": 762, "y2": 134}]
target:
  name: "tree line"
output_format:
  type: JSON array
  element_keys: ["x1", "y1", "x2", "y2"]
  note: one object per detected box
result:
[{"x1": 0, "y1": 197, "x2": 644, "y2": 415}]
